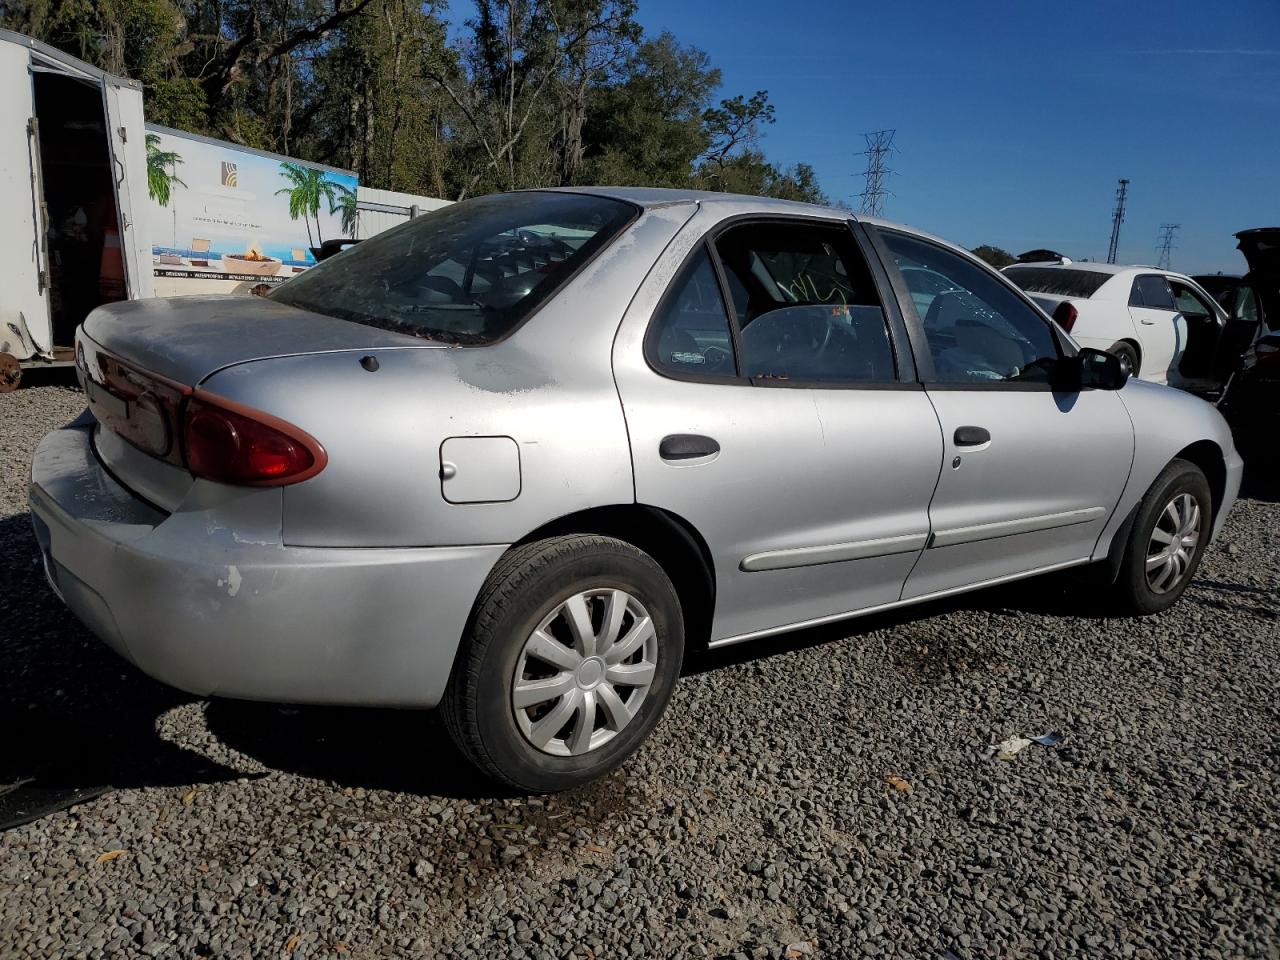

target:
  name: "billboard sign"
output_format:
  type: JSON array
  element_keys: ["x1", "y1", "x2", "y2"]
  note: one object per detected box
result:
[{"x1": 144, "y1": 126, "x2": 358, "y2": 288}]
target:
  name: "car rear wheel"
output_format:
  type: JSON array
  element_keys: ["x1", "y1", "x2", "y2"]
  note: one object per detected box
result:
[
  {"x1": 441, "y1": 535, "x2": 684, "y2": 792},
  {"x1": 1110, "y1": 342, "x2": 1140, "y2": 378},
  {"x1": 1112, "y1": 459, "x2": 1211, "y2": 615}
]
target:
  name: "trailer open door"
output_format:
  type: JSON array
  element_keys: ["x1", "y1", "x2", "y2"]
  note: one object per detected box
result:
[
  {"x1": 0, "y1": 34, "x2": 53, "y2": 376},
  {"x1": 102, "y1": 81, "x2": 152, "y2": 301},
  {"x1": 0, "y1": 29, "x2": 149, "y2": 390}
]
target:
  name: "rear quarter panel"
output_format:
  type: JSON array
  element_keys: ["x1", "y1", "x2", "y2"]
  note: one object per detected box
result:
[
  {"x1": 1068, "y1": 297, "x2": 1139, "y2": 350},
  {"x1": 199, "y1": 203, "x2": 698, "y2": 548}
]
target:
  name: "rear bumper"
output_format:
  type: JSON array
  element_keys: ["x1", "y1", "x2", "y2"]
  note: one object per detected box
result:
[{"x1": 29, "y1": 421, "x2": 505, "y2": 707}]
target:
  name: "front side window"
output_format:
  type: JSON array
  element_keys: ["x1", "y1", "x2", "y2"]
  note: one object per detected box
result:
[
  {"x1": 880, "y1": 231, "x2": 1060, "y2": 384},
  {"x1": 1130, "y1": 275, "x2": 1176, "y2": 310},
  {"x1": 712, "y1": 222, "x2": 896, "y2": 382},
  {"x1": 647, "y1": 247, "x2": 737, "y2": 379},
  {"x1": 271, "y1": 192, "x2": 636, "y2": 344},
  {"x1": 1235, "y1": 285, "x2": 1261, "y2": 326},
  {"x1": 1170, "y1": 281, "x2": 1215, "y2": 321}
]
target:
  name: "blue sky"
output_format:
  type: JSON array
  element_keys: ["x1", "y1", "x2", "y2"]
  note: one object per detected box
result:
[{"x1": 447, "y1": 0, "x2": 1279, "y2": 273}]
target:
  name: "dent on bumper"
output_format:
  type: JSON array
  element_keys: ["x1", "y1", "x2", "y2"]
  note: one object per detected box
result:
[{"x1": 29, "y1": 424, "x2": 506, "y2": 707}]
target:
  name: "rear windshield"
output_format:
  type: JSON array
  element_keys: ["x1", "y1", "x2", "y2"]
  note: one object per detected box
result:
[
  {"x1": 271, "y1": 191, "x2": 637, "y2": 344},
  {"x1": 1003, "y1": 266, "x2": 1112, "y2": 299}
]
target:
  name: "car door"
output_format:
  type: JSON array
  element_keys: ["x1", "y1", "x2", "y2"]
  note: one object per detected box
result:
[
  {"x1": 1168, "y1": 278, "x2": 1226, "y2": 384},
  {"x1": 613, "y1": 211, "x2": 943, "y2": 644},
  {"x1": 1128, "y1": 274, "x2": 1185, "y2": 384},
  {"x1": 865, "y1": 226, "x2": 1135, "y2": 600}
]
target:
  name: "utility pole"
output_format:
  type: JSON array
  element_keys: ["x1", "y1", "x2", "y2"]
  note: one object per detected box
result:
[
  {"x1": 1155, "y1": 223, "x2": 1180, "y2": 270},
  {"x1": 858, "y1": 130, "x2": 895, "y2": 217},
  {"x1": 1106, "y1": 178, "x2": 1130, "y2": 264}
]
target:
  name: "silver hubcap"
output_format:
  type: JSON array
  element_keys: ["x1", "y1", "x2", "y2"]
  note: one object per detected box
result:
[
  {"x1": 512, "y1": 588, "x2": 658, "y2": 757},
  {"x1": 1146, "y1": 492, "x2": 1201, "y2": 594}
]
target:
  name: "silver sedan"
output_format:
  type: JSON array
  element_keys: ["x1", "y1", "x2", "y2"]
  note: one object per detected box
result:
[{"x1": 29, "y1": 188, "x2": 1243, "y2": 791}]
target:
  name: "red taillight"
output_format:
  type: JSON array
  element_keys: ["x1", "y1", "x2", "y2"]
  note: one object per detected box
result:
[
  {"x1": 1053, "y1": 301, "x2": 1079, "y2": 333},
  {"x1": 183, "y1": 392, "x2": 326, "y2": 486}
]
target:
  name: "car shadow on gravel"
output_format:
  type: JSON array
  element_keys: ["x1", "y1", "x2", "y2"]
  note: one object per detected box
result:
[
  {"x1": 0, "y1": 514, "x2": 507, "y2": 830},
  {"x1": 201, "y1": 700, "x2": 500, "y2": 799}
]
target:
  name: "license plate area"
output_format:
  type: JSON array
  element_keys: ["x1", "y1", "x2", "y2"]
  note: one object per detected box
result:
[{"x1": 77, "y1": 335, "x2": 190, "y2": 467}]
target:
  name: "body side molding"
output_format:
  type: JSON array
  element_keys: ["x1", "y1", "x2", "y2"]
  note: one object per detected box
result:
[
  {"x1": 929, "y1": 507, "x2": 1107, "y2": 549},
  {"x1": 740, "y1": 532, "x2": 929, "y2": 573}
]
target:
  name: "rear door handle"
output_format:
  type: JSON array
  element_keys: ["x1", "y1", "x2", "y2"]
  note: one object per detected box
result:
[
  {"x1": 1140, "y1": 318, "x2": 1156, "y2": 325},
  {"x1": 954, "y1": 426, "x2": 990, "y2": 446},
  {"x1": 660, "y1": 434, "x2": 720, "y2": 461}
]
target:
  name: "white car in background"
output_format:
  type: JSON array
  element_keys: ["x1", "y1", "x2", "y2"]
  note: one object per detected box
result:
[{"x1": 1002, "y1": 262, "x2": 1227, "y2": 394}]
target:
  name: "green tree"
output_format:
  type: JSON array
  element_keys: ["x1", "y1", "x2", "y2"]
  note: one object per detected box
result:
[
  {"x1": 972, "y1": 245, "x2": 1016, "y2": 268},
  {"x1": 584, "y1": 33, "x2": 718, "y2": 187},
  {"x1": 144, "y1": 132, "x2": 185, "y2": 205},
  {"x1": 2, "y1": 0, "x2": 837, "y2": 205}
]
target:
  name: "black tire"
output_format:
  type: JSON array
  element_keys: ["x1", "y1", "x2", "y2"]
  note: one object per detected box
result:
[
  {"x1": 1110, "y1": 342, "x2": 1140, "y2": 378},
  {"x1": 441, "y1": 535, "x2": 684, "y2": 792},
  {"x1": 1112, "y1": 459, "x2": 1212, "y2": 615}
]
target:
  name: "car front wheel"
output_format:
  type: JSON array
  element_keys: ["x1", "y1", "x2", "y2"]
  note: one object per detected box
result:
[
  {"x1": 441, "y1": 535, "x2": 684, "y2": 792},
  {"x1": 1113, "y1": 459, "x2": 1211, "y2": 614}
]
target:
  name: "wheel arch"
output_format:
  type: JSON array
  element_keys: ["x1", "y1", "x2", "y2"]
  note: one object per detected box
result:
[
  {"x1": 1110, "y1": 338, "x2": 1142, "y2": 374},
  {"x1": 1174, "y1": 439, "x2": 1227, "y2": 529},
  {"x1": 1100, "y1": 439, "x2": 1227, "y2": 584},
  {"x1": 510, "y1": 504, "x2": 717, "y2": 648}
]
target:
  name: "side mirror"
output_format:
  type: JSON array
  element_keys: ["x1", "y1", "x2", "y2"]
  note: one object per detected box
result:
[
  {"x1": 1079, "y1": 347, "x2": 1129, "y2": 390},
  {"x1": 1056, "y1": 347, "x2": 1129, "y2": 391}
]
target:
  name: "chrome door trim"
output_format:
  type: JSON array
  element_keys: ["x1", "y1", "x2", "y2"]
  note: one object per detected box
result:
[
  {"x1": 709, "y1": 556, "x2": 1092, "y2": 649},
  {"x1": 740, "y1": 532, "x2": 929, "y2": 572},
  {"x1": 928, "y1": 507, "x2": 1106, "y2": 549}
]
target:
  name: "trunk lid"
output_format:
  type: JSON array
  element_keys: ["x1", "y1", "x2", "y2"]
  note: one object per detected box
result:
[
  {"x1": 80, "y1": 295, "x2": 432, "y2": 386},
  {"x1": 77, "y1": 295, "x2": 437, "y2": 512},
  {"x1": 1236, "y1": 228, "x2": 1280, "y2": 331}
]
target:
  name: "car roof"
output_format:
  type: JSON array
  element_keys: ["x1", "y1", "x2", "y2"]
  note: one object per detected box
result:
[
  {"x1": 1003, "y1": 261, "x2": 1209, "y2": 286},
  {"x1": 1005, "y1": 262, "x2": 1145, "y2": 276},
  {"x1": 532, "y1": 188, "x2": 1035, "y2": 277},
  {"x1": 537, "y1": 186, "x2": 853, "y2": 221}
]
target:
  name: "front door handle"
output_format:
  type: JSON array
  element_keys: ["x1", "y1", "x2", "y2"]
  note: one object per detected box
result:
[
  {"x1": 660, "y1": 434, "x2": 720, "y2": 461},
  {"x1": 954, "y1": 426, "x2": 990, "y2": 446}
]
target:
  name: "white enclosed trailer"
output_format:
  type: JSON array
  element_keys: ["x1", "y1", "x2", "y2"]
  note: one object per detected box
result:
[
  {"x1": 0, "y1": 28, "x2": 448, "y2": 393},
  {"x1": 0, "y1": 29, "x2": 150, "y2": 389}
]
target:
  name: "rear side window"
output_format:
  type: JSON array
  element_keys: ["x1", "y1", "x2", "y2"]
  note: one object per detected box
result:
[
  {"x1": 1130, "y1": 275, "x2": 1176, "y2": 310},
  {"x1": 270, "y1": 192, "x2": 636, "y2": 344},
  {"x1": 647, "y1": 247, "x2": 737, "y2": 379},
  {"x1": 713, "y1": 222, "x2": 896, "y2": 383},
  {"x1": 1003, "y1": 267, "x2": 1112, "y2": 298}
]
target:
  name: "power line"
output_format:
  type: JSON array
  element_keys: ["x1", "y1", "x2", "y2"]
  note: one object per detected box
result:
[
  {"x1": 857, "y1": 130, "x2": 895, "y2": 217},
  {"x1": 1156, "y1": 223, "x2": 1180, "y2": 270},
  {"x1": 1107, "y1": 178, "x2": 1130, "y2": 264}
]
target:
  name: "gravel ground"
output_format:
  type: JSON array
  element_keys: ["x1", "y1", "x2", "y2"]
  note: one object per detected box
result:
[{"x1": 2, "y1": 379, "x2": 1277, "y2": 960}]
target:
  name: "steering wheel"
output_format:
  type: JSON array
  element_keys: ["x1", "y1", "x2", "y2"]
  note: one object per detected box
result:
[{"x1": 741, "y1": 306, "x2": 836, "y2": 376}]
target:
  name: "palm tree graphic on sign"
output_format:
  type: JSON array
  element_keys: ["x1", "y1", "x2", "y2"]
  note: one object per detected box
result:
[
  {"x1": 276, "y1": 162, "x2": 344, "y2": 248},
  {"x1": 145, "y1": 133, "x2": 185, "y2": 206},
  {"x1": 327, "y1": 182, "x2": 358, "y2": 237}
]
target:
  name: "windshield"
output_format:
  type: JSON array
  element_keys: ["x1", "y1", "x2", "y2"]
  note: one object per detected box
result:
[
  {"x1": 270, "y1": 191, "x2": 637, "y2": 344},
  {"x1": 1004, "y1": 266, "x2": 1112, "y2": 299}
]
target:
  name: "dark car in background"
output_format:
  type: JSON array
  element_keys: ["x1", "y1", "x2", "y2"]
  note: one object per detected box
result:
[{"x1": 1198, "y1": 229, "x2": 1280, "y2": 434}]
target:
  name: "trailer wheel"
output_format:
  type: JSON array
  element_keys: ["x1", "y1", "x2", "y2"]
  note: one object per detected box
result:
[{"x1": 0, "y1": 354, "x2": 21, "y2": 393}]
